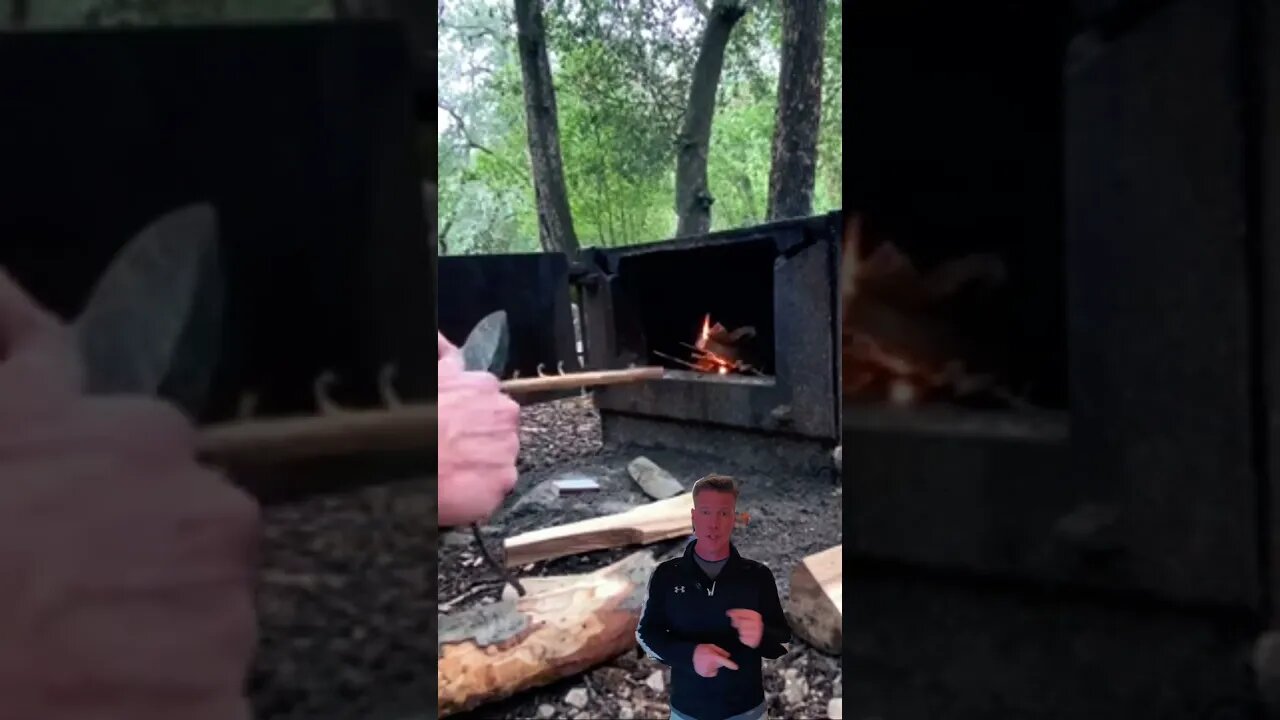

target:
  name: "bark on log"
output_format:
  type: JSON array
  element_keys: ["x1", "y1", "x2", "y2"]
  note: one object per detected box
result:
[
  {"x1": 767, "y1": 0, "x2": 826, "y2": 221},
  {"x1": 514, "y1": 0, "x2": 580, "y2": 258},
  {"x1": 438, "y1": 551, "x2": 658, "y2": 717},
  {"x1": 785, "y1": 544, "x2": 842, "y2": 654},
  {"x1": 503, "y1": 492, "x2": 694, "y2": 567},
  {"x1": 675, "y1": 0, "x2": 750, "y2": 237}
]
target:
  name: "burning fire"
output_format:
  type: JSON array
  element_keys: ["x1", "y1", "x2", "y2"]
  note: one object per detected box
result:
[
  {"x1": 697, "y1": 315, "x2": 734, "y2": 375},
  {"x1": 843, "y1": 212, "x2": 1013, "y2": 408},
  {"x1": 654, "y1": 314, "x2": 759, "y2": 375},
  {"x1": 843, "y1": 214, "x2": 934, "y2": 407}
]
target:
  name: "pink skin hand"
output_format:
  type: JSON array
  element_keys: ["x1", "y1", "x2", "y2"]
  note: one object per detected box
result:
[
  {"x1": 437, "y1": 332, "x2": 520, "y2": 527},
  {"x1": 0, "y1": 268, "x2": 260, "y2": 720}
]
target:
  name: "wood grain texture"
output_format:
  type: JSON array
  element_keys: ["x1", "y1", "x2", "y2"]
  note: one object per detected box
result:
[
  {"x1": 503, "y1": 493, "x2": 695, "y2": 567},
  {"x1": 786, "y1": 544, "x2": 842, "y2": 655},
  {"x1": 438, "y1": 551, "x2": 657, "y2": 717}
]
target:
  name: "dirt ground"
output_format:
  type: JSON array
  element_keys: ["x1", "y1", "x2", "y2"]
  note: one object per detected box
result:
[
  {"x1": 439, "y1": 395, "x2": 845, "y2": 720},
  {"x1": 248, "y1": 477, "x2": 435, "y2": 720}
]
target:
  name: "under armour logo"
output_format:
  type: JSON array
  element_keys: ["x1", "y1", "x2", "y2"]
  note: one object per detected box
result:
[{"x1": 674, "y1": 586, "x2": 685, "y2": 593}]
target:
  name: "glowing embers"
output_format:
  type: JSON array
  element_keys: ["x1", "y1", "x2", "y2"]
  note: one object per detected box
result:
[
  {"x1": 654, "y1": 313, "x2": 763, "y2": 377},
  {"x1": 843, "y1": 214, "x2": 1030, "y2": 409}
]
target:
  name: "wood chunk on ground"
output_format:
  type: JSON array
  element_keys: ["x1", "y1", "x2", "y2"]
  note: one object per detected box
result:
[
  {"x1": 786, "y1": 545, "x2": 843, "y2": 655},
  {"x1": 627, "y1": 456, "x2": 686, "y2": 499}
]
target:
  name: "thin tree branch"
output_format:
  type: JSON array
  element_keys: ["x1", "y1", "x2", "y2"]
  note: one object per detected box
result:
[{"x1": 438, "y1": 101, "x2": 532, "y2": 188}]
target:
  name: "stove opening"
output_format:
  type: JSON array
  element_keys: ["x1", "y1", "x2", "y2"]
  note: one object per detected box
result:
[
  {"x1": 612, "y1": 238, "x2": 777, "y2": 379},
  {"x1": 845, "y1": 1, "x2": 1066, "y2": 413}
]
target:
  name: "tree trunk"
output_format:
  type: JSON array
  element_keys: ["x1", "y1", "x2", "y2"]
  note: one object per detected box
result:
[
  {"x1": 674, "y1": 0, "x2": 750, "y2": 238},
  {"x1": 766, "y1": 0, "x2": 826, "y2": 221},
  {"x1": 513, "y1": 0, "x2": 580, "y2": 258}
]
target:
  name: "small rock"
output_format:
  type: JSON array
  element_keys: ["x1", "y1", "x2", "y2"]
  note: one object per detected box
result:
[
  {"x1": 782, "y1": 668, "x2": 809, "y2": 707},
  {"x1": 645, "y1": 670, "x2": 665, "y2": 693},
  {"x1": 565, "y1": 687, "x2": 589, "y2": 709},
  {"x1": 827, "y1": 697, "x2": 843, "y2": 720},
  {"x1": 537, "y1": 703, "x2": 557, "y2": 719},
  {"x1": 627, "y1": 456, "x2": 685, "y2": 499},
  {"x1": 832, "y1": 445, "x2": 842, "y2": 470},
  {"x1": 441, "y1": 529, "x2": 472, "y2": 547},
  {"x1": 618, "y1": 703, "x2": 636, "y2": 720}
]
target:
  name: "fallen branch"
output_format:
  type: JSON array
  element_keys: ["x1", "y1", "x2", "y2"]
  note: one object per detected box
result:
[{"x1": 438, "y1": 551, "x2": 657, "y2": 717}]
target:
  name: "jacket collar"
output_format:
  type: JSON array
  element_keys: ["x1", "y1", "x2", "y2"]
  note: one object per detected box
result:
[{"x1": 682, "y1": 539, "x2": 741, "y2": 574}]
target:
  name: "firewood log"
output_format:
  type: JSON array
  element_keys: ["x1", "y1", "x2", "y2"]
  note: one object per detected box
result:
[
  {"x1": 786, "y1": 545, "x2": 842, "y2": 655},
  {"x1": 437, "y1": 551, "x2": 658, "y2": 717},
  {"x1": 503, "y1": 493, "x2": 694, "y2": 567}
]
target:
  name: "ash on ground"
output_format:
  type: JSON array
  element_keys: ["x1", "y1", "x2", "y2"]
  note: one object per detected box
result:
[
  {"x1": 248, "y1": 477, "x2": 434, "y2": 720},
  {"x1": 440, "y1": 395, "x2": 845, "y2": 720}
]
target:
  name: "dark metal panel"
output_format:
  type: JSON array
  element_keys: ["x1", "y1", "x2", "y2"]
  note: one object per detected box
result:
[
  {"x1": 1065, "y1": 0, "x2": 1258, "y2": 606},
  {"x1": 591, "y1": 214, "x2": 840, "y2": 441},
  {"x1": 438, "y1": 253, "x2": 580, "y2": 402},
  {"x1": 1256, "y1": 0, "x2": 1280, "y2": 623},
  {"x1": 846, "y1": 409, "x2": 1076, "y2": 582},
  {"x1": 0, "y1": 24, "x2": 434, "y2": 422}
]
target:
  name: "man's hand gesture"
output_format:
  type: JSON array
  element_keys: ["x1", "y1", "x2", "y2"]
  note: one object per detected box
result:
[
  {"x1": 727, "y1": 608, "x2": 764, "y2": 648},
  {"x1": 692, "y1": 643, "x2": 739, "y2": 678}
]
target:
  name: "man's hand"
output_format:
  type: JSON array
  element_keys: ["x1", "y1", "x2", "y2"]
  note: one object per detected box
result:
[
  {"x1": 437, "y1": 332, "x2": 520, "y2": 527},
  {"x1": 727, "y1": 608, "x2": 764, "y2": 649},
  {"x1": 0, "y1": 268, "x2": 260, "y2": 720},
  {"x1": 692, "y1": 643, "x2": 740, "y2": 678}
]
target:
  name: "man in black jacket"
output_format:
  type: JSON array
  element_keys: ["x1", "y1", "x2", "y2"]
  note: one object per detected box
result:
[{"x1": 636, "y1": 474, "x2": 791, "y2": 720}]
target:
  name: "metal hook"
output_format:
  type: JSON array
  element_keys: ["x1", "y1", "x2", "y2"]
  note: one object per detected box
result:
[
  {"x1": 313, "y1": 370, "x2": 344, "y2": 415},
  {"x1": 378, "y1": 363, "x2": 402, "y2": 407},
  {"x1": 557, "y1": 360, "x2": 567, "y2": 376},
  {"x1": 512, "y1": 369, "x2": 521, "y2": 379},
  {"x1": 537, "y1": 363, "x2": 548, "y2": 377}
]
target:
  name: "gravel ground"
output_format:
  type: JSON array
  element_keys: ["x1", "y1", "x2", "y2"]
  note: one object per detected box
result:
[
  {"x1": 248, "y1": 477, "x2": 434, "y2": 720},
  {"x1": 440, "y1": 395, "x2": 845, "y2": 720}
]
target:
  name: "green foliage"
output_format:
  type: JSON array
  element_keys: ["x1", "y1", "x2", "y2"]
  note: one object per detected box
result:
[{"x1": 440, "y1": 0, "x2": 843, "y2": 256}]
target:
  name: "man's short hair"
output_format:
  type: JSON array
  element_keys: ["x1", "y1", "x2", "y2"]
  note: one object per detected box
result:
[{"x1": 692, "y1": 474, "x2": 739, "y2": 499}]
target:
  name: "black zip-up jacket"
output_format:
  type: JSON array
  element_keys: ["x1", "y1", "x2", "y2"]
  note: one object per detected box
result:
[{"x1": 636, "y1": 541, "x2": 791, "y2": 720}]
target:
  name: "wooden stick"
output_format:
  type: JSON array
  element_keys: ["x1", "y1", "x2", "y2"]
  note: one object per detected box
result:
[
  {"x1": 196, "y1": 404, "x2": 439, "y2": 464},
  {"x1": 499, "y1": 365, "x2": 664, "y2": 393},
  {"x1": 196, "y1": 367, "x2": 664, "y2": 466}
]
